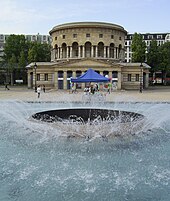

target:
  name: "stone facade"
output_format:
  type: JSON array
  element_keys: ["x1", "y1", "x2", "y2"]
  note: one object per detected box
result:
[
  {"x1": 50, "y1": 22, "x2": 127, "y2": 62},
  {"x1": 26, "y1": 22, "x2": 150, "y2": 91}
]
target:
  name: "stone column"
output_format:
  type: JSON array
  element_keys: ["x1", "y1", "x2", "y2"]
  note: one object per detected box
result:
[
  {"x1": 117, "y1": 71, "x2": 122, "y2": 90},
  {"x1": 78, "y1": 46, "x2": 81, "y2": 58},
  {"x1": 58, "y1": 47, "x2": 60, "y2": 59},
  {"x1": 63, "y1": 71, "x2": 67, "y2": 90},
  {"x1": 51, "y1": 49, "x2": 55, "y2": 61},
  {"x1": 54, "y1": 71, "x2": 58, "y2": 89},
  {"x1": 107, "y1": 47, "x2": 110, "y2": 58},
  {"x1": 72, "y1": 71, "x2": 76, "y2": 78},
  {"x1": 66, "y1": 46, "x2": 69, "y2": 58},
  {"x1": 60, "y1": 47, "x2": 63, "y2": 59},
  {"x1": 95, "y1": 46, "x2": 98, "y2": 57},
  {"x1": 91, "y1": 46, "x2": 94, "y2": 57},
  {"x1": 114, "y1": 47, "x2": 116, "y2": 59},
  {"x1": 82, "y1": 46, "x2": 85, "y2": 58},
  {"x1": 70, "y1": 46, "x2": 72, "y2": 58},
  {"x1": 104, "y1": 46, "x2": 106, "y2": 58}
]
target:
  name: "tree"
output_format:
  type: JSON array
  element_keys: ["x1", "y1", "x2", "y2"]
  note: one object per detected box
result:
[
  {"x1": 158, "y1": 42, "x2": 170, "y2": 85},
  {"x1": 18, "y1": 50, "x2": 27, "y2": 83},
  {"x1": 8, "y1": 54, "x2": 17, "y2": 85},
  {"x1": 131, "y1": 33, "x2": 146, "y2": 63},
  {"x1": 3, "y1": 35, "x2": 51, "y2": 84},
  {"x1": 3, "y1": 35, "x2": 29, "y2": 63},
  {"x1": 147, "y1": 40, "x2": 160, "y2": 79},
  {"x1": 3, "y1": 35, "x2": 29, "y2": 84},
  {"x1": 28, "y1": 42, "x2": 51, "y2": 63}
]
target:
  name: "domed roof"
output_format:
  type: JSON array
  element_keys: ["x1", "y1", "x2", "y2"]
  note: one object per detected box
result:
[{"x1": 49, "y1": 21, "x2": 127, "y2": 35}]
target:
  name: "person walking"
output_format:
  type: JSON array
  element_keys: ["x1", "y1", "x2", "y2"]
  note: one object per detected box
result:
[
  {"x1": 5, "y1": 84, "x2": 10, "y2": 90},
  {"x1": 37, "y1": 85, "x2": 41, "y2": 98},
  {"x1": 43, "y1": 85, "x2": 45, "y2": 93}
]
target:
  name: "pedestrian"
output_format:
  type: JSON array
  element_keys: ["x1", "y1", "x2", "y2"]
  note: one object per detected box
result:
[
  {"x1": 37, "y1": 85, "x2": 41, "y2": 98},
  {"x1": 108, "y1": 82, "x2": 112, "y2": 94},
  {"x1": 43, "y1": 85, "x2": 45, "y2": 93},
  {"x1": 5, "y1": 84, "x2": 10, "y2": 90}
]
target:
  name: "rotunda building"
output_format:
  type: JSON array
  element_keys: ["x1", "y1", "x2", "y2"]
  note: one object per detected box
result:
[
  {"x1": 26, "y1": 22, "x2": 150, "y2": 91},
  {"x1": 50, "y1": 22, "x2": 127, "y2": 62}
]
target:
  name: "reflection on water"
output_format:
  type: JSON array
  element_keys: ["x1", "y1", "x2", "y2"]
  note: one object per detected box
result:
[{"x1": 0, "y1": 101, "x2": 170, "y2": 201}]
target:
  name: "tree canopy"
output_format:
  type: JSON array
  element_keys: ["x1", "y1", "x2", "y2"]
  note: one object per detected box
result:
[
  {"x1": 147, "y1": 40, "x2": 160, "y2": 73},
  {"x1": 1, "y1": 34, "x2": 51, "y2": 84},
  {"x1": 131, "y1": 33, "x2": 146, "y2": 63}
]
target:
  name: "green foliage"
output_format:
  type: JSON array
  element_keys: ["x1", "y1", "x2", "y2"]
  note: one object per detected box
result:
[
  {"x1": 3, "y1": 35, "x2": 29, "y2": 63},
  {"x1": 28, "y1": 42, "x2": 51, "y2": 63},
  {"x1": 158, "y1": 42, "x2": 170, "y2": 72},
  {"x1": 147, "y1": 40, "x2": 160, "y2": 73},
  {"x1": 2, "y1": 34, "x2": 51, "y2": 84},
  {"x1": 131, "y1": 33, "x2": 146, "y2": 62}
]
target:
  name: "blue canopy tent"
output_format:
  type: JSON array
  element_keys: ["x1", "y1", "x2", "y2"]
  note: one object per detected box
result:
[{"x1": 70, "y1": 68, "x2": 110, "y2": 83}]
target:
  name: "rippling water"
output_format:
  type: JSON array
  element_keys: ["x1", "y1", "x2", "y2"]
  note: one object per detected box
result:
[{"x1": 0, "y1": 101, "x2": 170, "y2": 201}]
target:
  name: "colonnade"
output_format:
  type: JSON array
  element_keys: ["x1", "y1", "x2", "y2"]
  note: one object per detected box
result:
[{"x1": 51, "y1": 44, "x2": 124, "y2": 61}]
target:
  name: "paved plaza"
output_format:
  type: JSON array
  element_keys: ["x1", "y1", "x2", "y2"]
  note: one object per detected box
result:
[{"x1": 0, "y1": 85, "x2": 170, "y2": 102}]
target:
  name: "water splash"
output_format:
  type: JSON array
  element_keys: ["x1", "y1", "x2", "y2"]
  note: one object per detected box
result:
[{"x1": 0, "y1": 100, "x2": 170, "y2": 201}]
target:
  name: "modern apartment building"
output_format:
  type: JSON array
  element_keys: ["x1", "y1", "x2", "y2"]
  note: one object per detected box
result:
[
  {"x1": 0, "y1": 33, "x2": 51, "y2": 60},
  {"x1": 125, "y1": 33, "x2": 170, "y2": 63}
]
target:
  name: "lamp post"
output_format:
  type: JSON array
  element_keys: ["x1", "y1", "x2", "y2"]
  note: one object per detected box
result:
[
  {"x1": 34, "y1": 63, "x2": 37, "y2": 92},
  {"x1": 140, "y1": 63, "x2": 143, "y2": 93}
]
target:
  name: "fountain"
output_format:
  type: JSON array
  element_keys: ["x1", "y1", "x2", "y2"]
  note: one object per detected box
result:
[
  {"x1": 31, "y1": 108, "x2": 145, "y2": 139},
  {"x1": 0, "y1": 98, "x2": 170, "y2": 201}
]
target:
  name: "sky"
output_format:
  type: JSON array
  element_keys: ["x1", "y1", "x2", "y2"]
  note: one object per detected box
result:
[{"x1": 0, "y1": 0, "x2": 170, "y2": 35}]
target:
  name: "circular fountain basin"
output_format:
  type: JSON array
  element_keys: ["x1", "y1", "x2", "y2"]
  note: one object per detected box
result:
[
  {"x1": 32, "y1": 108, "x2": 144, "y2": 123},
  {"x1": 32, "y1": 108, "x2": 145, "y2": 139}
]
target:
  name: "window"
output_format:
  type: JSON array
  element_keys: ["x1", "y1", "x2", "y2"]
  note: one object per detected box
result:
[
  {"x1": 99, "y1": 34, "x2": 103, "y2": 38},
  {"x1": 37, "y1": 74, "x2": 40, "y2": 81},
  {"x1": 128, "y1": 74, "x2": 131, "y2": 81},
  {"x1": 111, "y1": 35, "x2": 114, "y2": 39},
  {"x1": 0, "y1": 35, "x2": 4, "y2": 40},
  {"x1": 148, "y1": 35, "x2": 153, "y2": 39},
  {"x1": 86, "y1": 33, "x2": 90, "y2": 37},
  {"x1": 44, "y1": 74, "x2": 48, "y2": 81},
  {"x1": 119, "y1": 37, "x2": 121, "y2": 40},
  {"x1": 73, "y1": 34, "x2": 77, "y2": 38},
  {"x1": 157, "y1": 35, "x2": 162, "y2": 39},
  {"x1": 43, "y1": 35, "x2": 47, "y2": 40},
  {"x1": 32, "y1": 35, "x2": 37, "y2": 41},
  {"x1": 136, "y1": 74, "x2": 139, "y2": 81},
  {"x1": 63, "y1": 35, "x2": 65, "y2": 39},
  {"x1": 55, "y1": 36, "x2": 57, "y2": 40}
]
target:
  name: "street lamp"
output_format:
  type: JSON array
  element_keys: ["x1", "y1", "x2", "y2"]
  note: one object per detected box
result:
[
  {"x1": 140, "y1": 63, "x2": 143, "y2": 93},
  {"x1": 34, "y1": 63, "x2": 37, "y2": 92}
]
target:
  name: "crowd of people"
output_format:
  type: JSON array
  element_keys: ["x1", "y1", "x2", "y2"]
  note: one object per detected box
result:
[{"x1": 84, "y1": 83, "x2": 99, "y2": 95}]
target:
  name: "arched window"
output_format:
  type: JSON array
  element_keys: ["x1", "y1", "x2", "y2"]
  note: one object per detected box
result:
[
  {"x1": 110, "y1": 43, "x2": 114, "y2": 58},
  {"x1": 72, "y1": 42, "x2": 78, "y2": 57},
  {"x1": 55, "y1": 44, "x2": 58, "y2": 59},
  {"x1": 85, "y1": 42, "x2": 92, "y2": 57},
  {"x1": 62, "y1": 43, "x2": 67, "y2": 58},
  {"x1": 98, "y1": 42, "x2": 104, "y2": 57},
  {"x1": 118, "y1": 44, "x2": 122, "y2": 58}
]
